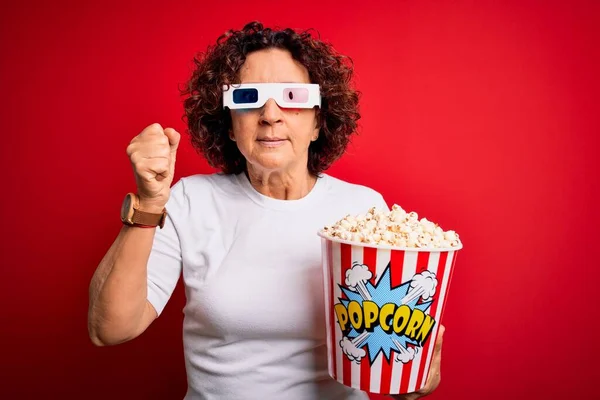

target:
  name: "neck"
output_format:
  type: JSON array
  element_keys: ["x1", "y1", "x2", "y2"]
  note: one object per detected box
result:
[{"x1": 245, "y1": 163, "x2": 317, "y2": 200}]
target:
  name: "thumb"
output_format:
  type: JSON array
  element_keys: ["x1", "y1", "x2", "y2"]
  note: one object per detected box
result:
[
  {"x1": 436, "y1": 325, "x2": 445, "y2": 351},
  {"x1": 164, "y1": 127, "x2": 181, "y2": 154}
]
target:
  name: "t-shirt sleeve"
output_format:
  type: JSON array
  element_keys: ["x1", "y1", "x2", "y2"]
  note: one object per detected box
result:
[
  {"x1": 373, "y1": 190, "x2": 390, "y2": 212},
  {"x1": 146, "y1": 179, "x2": 185, "y2": 317}
]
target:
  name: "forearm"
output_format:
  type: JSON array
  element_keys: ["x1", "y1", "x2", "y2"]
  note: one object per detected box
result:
[{"x1": 88, "y1": 225, "x2": 156, "y2": 345}]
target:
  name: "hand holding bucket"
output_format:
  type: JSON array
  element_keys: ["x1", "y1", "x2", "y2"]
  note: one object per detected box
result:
[{"x1": 319, "y1": 207, "x2": 461, "y2": 395}]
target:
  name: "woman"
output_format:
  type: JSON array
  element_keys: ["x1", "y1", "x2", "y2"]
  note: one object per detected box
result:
[{"x1": 88, "y1": 21, "x2": 444, "y2": 400}]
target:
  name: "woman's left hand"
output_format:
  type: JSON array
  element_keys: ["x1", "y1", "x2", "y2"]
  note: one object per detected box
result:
[{"x1": 389, "y1": 324, "x2": 445, "y2": 400}]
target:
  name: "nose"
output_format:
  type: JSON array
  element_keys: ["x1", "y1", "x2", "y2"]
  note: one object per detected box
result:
[{"x1": 259, "y1": 98, "x2": 283, "y2": 126}]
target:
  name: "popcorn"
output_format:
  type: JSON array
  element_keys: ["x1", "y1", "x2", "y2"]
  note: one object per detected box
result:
[{"x1": 321, "y1": 205, "x2": 462, "y2": 249}]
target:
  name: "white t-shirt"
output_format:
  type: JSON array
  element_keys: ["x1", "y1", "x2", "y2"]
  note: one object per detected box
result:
[{"x1": 147, "y1": 172, "x2": 388, "y2": 400}]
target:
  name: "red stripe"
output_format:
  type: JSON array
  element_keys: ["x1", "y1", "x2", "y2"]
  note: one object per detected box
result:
[
  {"x1": 360, "y1": 344, "x2": 370, "y2": 390},
  {"x1": 400, "y1": 252, "x2": 425, "y2": 393},
  {"x1": 415, "y1": 251, "x2": 448, "y2": 390},
  {"x1": 380, "y1": 357, "x2": 393, "y2": 393},
  {"x1": 340, "y1": 243, "x2": 353, "y2": 294},
  {"x1": 400, "y1": 353, "x2": 412, "y2": 393},
  {"x1": 400, "y1": 253, "x2": 434, "y2": 393},
  {"x1": 327, "y1": 240, "x2": 337, "y2": 380},
  {"x1": 439, "y1": 252, "x2": 459, "y2": 322},
  {"x1": 363, "y1": 246, "x2": 378, "y2": 283},
  {"x1": 340, "y1": 244, "x2": 352, "y2": 387},
  {"x1": 390, "y1": 249, "x2": 405, "y2": 287},
  {"x1": 360, "y1": 246, "x2": 378, "y2": 391},
  {"x1": 416, "y1": 251, "x2": 430, "y2": 273}
]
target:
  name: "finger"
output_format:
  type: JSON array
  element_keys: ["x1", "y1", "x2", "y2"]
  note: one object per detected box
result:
[
  {"x1": 136, "y1": 167, "x2": 160, "y2": 183},
  {"x1": 147, "y1": 159, "x2": 169, "y2": 179},
  {"x1": 419, "y1": 358, "x2": 441, "y2": 396},
  {"x1": 163, "y1": 127, "x2": 181, "y2": 153},
  {"x1": 417, "y1": 326, "x2": 445, "y2": 395},
  {"x1": 430, "y1": 325, "x2": 445, "y2": 371},
  {"x1": 136, "y1": 159, "x2": 169, "y2": 182},
  {"x1": 435, "y1": 324, "x2": 445, "y2": 353},
  {"x1": 144, "y1": 122, "x2": 164, "y2": 134}
]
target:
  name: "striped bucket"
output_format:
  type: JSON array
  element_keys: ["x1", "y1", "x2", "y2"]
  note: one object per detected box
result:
[{"x1": 319, "y1": 233, "x2": 461, "y2": 394}]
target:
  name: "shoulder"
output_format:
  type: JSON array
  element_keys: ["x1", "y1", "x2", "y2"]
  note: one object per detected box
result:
[
  {"x1": 321, "y1": 174, "x2": 381, "y2": 197},
  {"x1": 320, "y1": 173, "x2": 388, "y2": 211},
  {"x1": 167, "y1": 172, "x2": 239, "y2": 209},
  {"x1": 172, "y1": 172, "x2": 237, "y2": 196}
]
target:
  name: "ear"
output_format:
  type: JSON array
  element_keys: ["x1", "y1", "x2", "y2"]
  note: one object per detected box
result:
[
  {"x1": 228, "y1": 129, "x2": 236, "y2": 142},
  {"x1": 311, "y1": 129, "x2": 319, "y2": 142},
  {"x1": 314, "y1": 108, "x2": 321, "y2": 129},
  {"x1": 312, "y1": 109, "x2": 321, "y2": 141}
]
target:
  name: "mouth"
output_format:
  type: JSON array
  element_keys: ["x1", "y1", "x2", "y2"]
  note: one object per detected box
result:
[
  {"x1": 257, "y1": 137, "x2": 286, "y2": 142},
  {"x1": 257, "y1": 137, "x2": 287, "y2": 148}
]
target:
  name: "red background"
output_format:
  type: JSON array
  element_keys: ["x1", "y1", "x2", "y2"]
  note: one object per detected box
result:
[{"x1": 1, "y1": 0, "x2": 599, "y2": 399}]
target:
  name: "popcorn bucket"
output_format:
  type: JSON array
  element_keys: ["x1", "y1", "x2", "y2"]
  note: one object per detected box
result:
[{"x1": 318, "y1": 233, "x2": 461, "y2": 395}]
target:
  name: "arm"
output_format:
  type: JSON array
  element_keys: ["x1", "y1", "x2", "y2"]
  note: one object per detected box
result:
[
  {"x1": 88, "y1": 223, "x2": 161, "y2": 346},
  {"x1": 88, "y1": 123, "x2": 182, "y2": 346}
]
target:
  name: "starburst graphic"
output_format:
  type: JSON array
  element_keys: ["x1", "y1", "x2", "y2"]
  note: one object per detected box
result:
[{"x1": 338, "y1": 263, "x2": 435, "y2": 364}]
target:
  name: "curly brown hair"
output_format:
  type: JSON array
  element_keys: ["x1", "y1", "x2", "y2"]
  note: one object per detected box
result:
[{"x1": 180, "y1": 21, "x2": 360, "y2": 175}]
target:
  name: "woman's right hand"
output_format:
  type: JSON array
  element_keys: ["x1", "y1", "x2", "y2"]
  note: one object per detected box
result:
[
  {"x1": 89, "y1": 123, "x2": 179, "y2": 345},
  {"x1": 126, "y1": 123, "x2": 181, "y2": 212}
]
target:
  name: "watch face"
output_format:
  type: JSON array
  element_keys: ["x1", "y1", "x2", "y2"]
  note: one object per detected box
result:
[{"x1": 121, "y1": 193, "x2": 133, "y2": 223}]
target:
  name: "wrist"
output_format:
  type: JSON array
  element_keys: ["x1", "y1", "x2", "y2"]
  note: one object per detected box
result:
[
  {"x1": 123, "y1": 223, "x2": 157, "y2": 229},
  {"x1": 137, "y1": 203, "x2": 166, "y2": 214},
  {"x1": 121, "y1": 193, "x2": 168, "y2": 229},
  {"x1": 136, "y1": 196, "x2": 166, "y2": 214}
]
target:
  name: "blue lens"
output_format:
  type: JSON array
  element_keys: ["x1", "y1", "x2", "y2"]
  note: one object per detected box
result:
[{"x1": 233, "y1": 88, "x2": 258, "y2": 104}]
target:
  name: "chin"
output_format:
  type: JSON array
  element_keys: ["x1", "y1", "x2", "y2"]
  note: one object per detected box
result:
[{"x1": 252, "y1": 154, "x2": 290, "y2": 172}]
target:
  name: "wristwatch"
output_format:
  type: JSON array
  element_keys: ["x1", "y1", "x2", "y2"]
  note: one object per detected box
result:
[{"x1": 120, "y1": 193, "x2": 167, "y2": 229}]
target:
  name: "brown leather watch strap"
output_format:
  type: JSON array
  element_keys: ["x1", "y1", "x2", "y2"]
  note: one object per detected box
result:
[
  {"x1": 131, "y1": 208, "x2": 166, "y2": 227},
  {"x1": 121, "y1": 192, "x2": 167, "y2": 229}
]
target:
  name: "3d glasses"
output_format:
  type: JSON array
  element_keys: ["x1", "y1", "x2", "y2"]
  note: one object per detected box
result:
[{"x1": 223, "y1": 83, "x2": 321, "y2": 110}]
